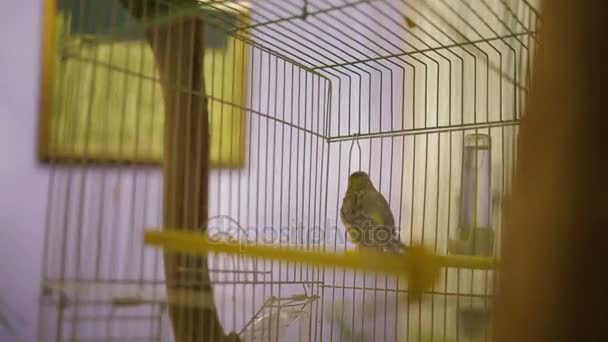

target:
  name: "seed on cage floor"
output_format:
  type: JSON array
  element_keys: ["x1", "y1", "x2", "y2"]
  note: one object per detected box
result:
[{"x1": 404, "y1": 15, "x2": 417, "y2": 29}]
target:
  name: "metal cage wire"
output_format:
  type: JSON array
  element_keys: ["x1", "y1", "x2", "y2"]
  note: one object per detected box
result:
[{"x1": 39, "y1": 0, "x2": 540, "y2": 341}]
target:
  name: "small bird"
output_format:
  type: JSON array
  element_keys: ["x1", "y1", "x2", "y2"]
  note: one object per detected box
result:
[{"x1": 340, "y1": 171, "x2": 406, "y2": 253}]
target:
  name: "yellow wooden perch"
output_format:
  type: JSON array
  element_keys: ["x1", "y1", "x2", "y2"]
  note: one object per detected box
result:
[{"x1": 144, "y1": 229, "x2": 498, "y2": 295}]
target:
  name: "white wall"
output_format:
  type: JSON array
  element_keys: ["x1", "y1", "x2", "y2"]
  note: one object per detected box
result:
[{"x1": 0, "y1": 1, "x2": 46, "y2": 341}]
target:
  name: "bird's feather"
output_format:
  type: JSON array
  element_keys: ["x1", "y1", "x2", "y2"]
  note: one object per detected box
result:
[{"x1": 341, "y1": 180, "x2": 404, "y2": 253}]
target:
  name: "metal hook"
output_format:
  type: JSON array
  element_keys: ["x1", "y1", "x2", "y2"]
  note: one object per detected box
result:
[{"x1": 348, "y1": 132, "x2": 362, "y2": 171}]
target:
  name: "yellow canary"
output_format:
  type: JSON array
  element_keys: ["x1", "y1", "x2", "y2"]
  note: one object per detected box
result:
[{"x1": 340, "y1": 171, "x2": 406, "y2": 253}]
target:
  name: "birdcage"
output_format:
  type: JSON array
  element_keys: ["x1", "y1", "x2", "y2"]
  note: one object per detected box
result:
[{"x1": 37, "y1": 0, "x2": 540, "y2": 341}]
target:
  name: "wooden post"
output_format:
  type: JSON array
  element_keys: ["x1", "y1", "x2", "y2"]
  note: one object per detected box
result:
[
  {"x1": 119, "y1": 2, "x2": 235, "y2": 341},
  {"x1": 495, "y1": 1, "x2": 607, "y2": 341},
  {"x1": 148, "y1": 18, "x2": 224, "y2": 342}
]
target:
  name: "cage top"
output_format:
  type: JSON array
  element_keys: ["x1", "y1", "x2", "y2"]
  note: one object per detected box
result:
[
  {"x1": 56, "y1": 0, "x2": 540, "y2": 142},
  {"x1": 196, "y1": 0, "x2": 539, "y2": 73},
  {"x1": 84, "y1": 0, "x2": 540, "y2": 74}
]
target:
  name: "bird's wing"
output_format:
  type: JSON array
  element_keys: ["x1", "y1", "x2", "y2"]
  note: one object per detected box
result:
[
  {"x1": 367, "y1": 191, "x2": 406, "y2": 252},
  {"x1": 366, "y1": 190, "x2": 396, "y2": 229}
]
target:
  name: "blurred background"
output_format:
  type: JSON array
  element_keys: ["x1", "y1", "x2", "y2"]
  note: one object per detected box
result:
[{"x1": 6, "y1": 1, "x2": 597, "y2": 342}]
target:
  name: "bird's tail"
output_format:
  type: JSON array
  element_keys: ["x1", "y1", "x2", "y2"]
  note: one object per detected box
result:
[{"x1": 384, "y1": 238, "x2": 407, "y2": 254}]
